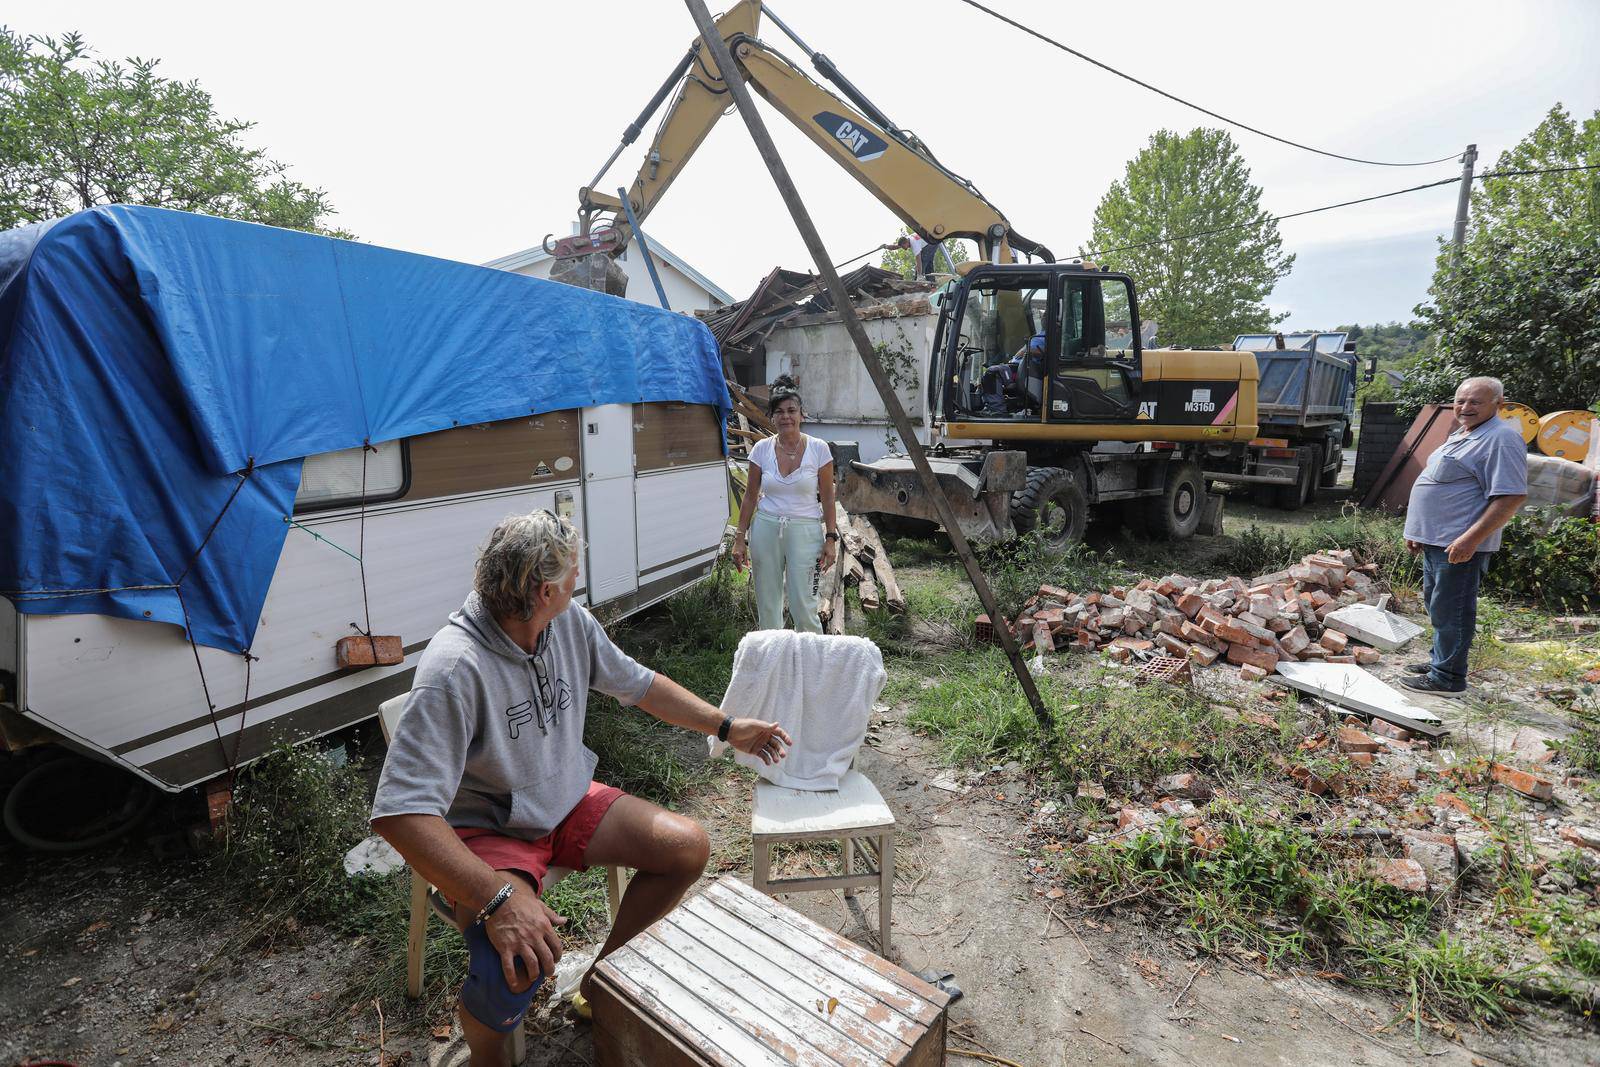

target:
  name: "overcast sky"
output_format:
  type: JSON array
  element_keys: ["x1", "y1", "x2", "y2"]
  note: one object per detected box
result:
[{"x1": 10, "y1": 1, "x2": 1598, "y2": 330}]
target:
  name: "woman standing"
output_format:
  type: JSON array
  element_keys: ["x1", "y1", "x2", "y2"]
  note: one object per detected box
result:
[{"x1": 731, "y1": 376, "x2": 839, "y2": 631}]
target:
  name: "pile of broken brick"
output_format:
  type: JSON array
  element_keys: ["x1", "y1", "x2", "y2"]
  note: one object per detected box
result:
[{"x1": 981, "y1": 548, "x2": 1387, "y2": 681}]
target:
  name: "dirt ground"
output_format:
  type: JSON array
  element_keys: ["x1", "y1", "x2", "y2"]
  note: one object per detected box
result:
[
  {"x1": 6, "y1": 477, "x2": 1598, "y2": 1065},
  {"x1": 6, "y1": 690, "x2": 1595, "y2": 1067}
]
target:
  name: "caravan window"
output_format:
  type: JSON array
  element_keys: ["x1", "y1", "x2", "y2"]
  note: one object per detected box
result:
[{"x1": 294, "y1": 440, "x2": 408, "y2": 512}]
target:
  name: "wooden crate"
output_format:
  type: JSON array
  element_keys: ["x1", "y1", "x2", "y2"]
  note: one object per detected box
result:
[{"x1": 591, "y1": 875, "x2": 949, "y2": 1066}]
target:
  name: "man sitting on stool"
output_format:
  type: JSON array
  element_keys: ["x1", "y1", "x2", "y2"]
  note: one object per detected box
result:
[{"x1": 371, "y1": 511, "x2": 790, "y2": 1065}]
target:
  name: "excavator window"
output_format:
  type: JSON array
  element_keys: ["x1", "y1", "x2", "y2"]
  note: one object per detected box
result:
[
  {"x1": 1046, "y1": 277, "x2": 1139, "y2": 422},
  {"x1": 945, "y1": 273, "x2": 1051, "y2": 422}
]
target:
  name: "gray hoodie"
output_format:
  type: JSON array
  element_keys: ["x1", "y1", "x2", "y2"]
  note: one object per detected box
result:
[{"x1": 371, "y1": 591, "x2": 655, "y2": 840}]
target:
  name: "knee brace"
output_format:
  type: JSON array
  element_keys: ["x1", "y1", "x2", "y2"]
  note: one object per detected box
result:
[{"x1": 460, "y1": 920, "x2": 544, "y2": 1032}]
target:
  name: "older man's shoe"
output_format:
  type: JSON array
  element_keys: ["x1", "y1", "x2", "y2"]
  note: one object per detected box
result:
[
  {"x1": 1403, "y1": 663, "x2": 1432, "y2": 675},
  {"x1": 1400, "y1": 675, "x2": 1467, "y2": 698}
]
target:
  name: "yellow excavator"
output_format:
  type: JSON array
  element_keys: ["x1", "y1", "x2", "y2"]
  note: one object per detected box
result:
[{"x1": 569, "y1": 0, "x2": 1259, "y2": 544}]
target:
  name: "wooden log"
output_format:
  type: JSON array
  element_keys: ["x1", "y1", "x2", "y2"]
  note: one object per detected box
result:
[
  {"x1": 854, "y1": 517, "x2": 905, "y2": 614},
  {"x1": 817, "y1": 556, "x2": 839, "y2": 622},
  {"x1": 844, "y1": 553, "x2": 866, "y2": 586},
  {"x1": 857, "y1": 567, "x2": 881, "y2": 611}
]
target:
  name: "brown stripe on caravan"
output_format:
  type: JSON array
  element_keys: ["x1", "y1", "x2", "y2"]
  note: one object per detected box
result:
[
  {"x1": 406, "y1": 413, "x2": 582, "y2": 499},
  {"x1": 144, "y1": 667, "x2": 417, "y2": 790},
  {"x1": 633, "y1": 402, "x2": 723, "y2": 473},
  {"x1": 111, "y1": 638, "x2": 432, "y2": 756}
]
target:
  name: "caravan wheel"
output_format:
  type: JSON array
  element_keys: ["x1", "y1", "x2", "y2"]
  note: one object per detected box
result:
[{"x1": 3, "y1": 754, "x2": 156, "y2": 852}]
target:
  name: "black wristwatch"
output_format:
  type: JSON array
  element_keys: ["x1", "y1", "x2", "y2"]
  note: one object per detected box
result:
[
  {"x1": 825, "y1": 531, "x2": 840, "y2": 541},
  {"x1": 717, "y1": 714, "x2": 734, "y2": 742}
]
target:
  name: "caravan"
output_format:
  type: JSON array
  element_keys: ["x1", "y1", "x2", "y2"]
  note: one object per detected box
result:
[{"x1": 0, "y1": 207, "x2": 730, "y2": 792}]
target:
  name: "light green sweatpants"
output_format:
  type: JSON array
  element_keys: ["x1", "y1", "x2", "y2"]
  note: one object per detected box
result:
[{"x1": 749, "y1": 510, "x2": 825, "y2": 632}]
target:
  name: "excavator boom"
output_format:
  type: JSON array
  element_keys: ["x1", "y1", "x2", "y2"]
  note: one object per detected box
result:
[{"x1": 578, "y1": 0, "x2": 1048, "y2": 264}]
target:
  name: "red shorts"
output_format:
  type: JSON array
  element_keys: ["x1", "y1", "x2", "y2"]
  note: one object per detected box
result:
[{"x1": 455, "y1": 781, "x2": 626, "y2": 894}]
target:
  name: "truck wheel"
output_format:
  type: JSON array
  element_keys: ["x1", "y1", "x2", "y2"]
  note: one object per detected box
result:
[
  {"x1": 1320, "y1": 443, "x2": 1342, "y2": 488},
  {"x1": 1011, "y1": 466, "x2": 1088, "y2": 547},
  {"x1": 1271, "y1": 446, "x2": 1316, "y2": 510},
  {"x1": 1144, "y1": 460, "x2": 1205, "y2": 540}
]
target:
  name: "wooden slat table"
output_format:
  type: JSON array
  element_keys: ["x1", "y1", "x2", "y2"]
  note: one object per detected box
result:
[{"x1": 591, "y1": 875, "x2": 950, "y2": 1066}]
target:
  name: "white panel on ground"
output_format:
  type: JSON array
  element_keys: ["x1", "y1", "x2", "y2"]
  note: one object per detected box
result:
[
  {"x1": 1324, "y1": 605, "x2": 1424, "y2": 652},
  {"x1": 1275, "y1": 661, "x2": 1445, "y2": 736}
]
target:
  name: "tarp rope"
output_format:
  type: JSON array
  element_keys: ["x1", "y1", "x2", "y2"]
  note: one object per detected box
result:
[
  {"x1": 349, "y1": 440, "x2": 381, "y2": 664},
  {"x1": 174, "y1": 461, "x2": 256, "y2": 781}
]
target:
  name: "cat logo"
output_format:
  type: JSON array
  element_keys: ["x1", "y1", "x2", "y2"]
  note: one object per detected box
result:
[
  {"x1": 813, "y1": 111, "x2": 888, "y2": 162},
  {"x1": 1136, "y1": 402, "x2": 1157, "y2": 420}
]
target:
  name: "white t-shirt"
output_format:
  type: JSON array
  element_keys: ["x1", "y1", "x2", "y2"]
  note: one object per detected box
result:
[{"x1": 751, "y1": 435, "x2": 832, "y2": 520}]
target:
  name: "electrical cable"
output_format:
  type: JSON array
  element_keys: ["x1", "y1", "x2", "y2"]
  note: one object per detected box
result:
[
  {"x1": 954, "y1": 0, "x2": 1464, "y2": 168},
  {"x1": 1079, "y1": 163, "x2": 1600, "y2": 259}
]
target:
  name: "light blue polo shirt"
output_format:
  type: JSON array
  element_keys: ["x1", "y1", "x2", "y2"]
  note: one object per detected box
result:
[{"x1": 1403, "y1": 415, "x2": 1528, "y2": 552}]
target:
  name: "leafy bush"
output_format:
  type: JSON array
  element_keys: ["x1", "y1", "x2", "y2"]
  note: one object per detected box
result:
[{"x1": 1485, "y1": 512, "x2": 1600, "y2": 611}]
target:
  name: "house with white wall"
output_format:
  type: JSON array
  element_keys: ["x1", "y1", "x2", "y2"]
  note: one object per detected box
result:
[{"x1": 485, "y1": 237, "x2": 733, "y2": 313}]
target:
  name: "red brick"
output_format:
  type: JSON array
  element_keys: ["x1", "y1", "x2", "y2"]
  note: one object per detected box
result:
[
  {"x1": 1110, "y1": 636, "x2": 1154, "y2": 651},
  {"x1": 1157, "y1": 615, "x2": 1187, "y2": 637},
  {"x1": 1352, "y1": 646, "x2": 1381, "y2": 665},
  {"x1": 1032, "y1": 621, "x2": 1055, "y2": 652},
  {"x1": 1239, "y1": 663, "x2": 1269, "y2": 682},
  {"x1": 1369, "y1": 719, "x2": 1413, "y2": 742},
  {"x1": 1279, "y1": 626, "x2": 1311, "y2": 656},
  {"x1": 1558, "y1": 825, "x2": 1600, "y2": 851},
  {"x1": 1490, "y1": 763, "x2": 1554, "y2": 802},
  {"x1": 1038, "y1": 584, "x2": 1072, "y2": 602},
  {"x1": 1177, "y1": 593, "x2": 1205, "y2": 618},
  {"x1": 1214, "y1": 620, "x2": 1253, "y2": 645},
  {"x1": 1372, "y1": 858, "x2": 1428, "y2": 893},
  {"x1": 1346, "y1": 751, "x2": 1376, "y2": 766},
  {"x1": 1326, "y1": 655, "x2": 1356, "y2": 664},
  {"x1": 1187, "y1": 644, "x2": 1220, "y2": 666},
  {"x1": 1336, "y1": 726, "x2": 1381, "y2": 753},
  {"x1": 1107, "y1": 645, "x2": 1132, "y2": 663},
  {"x1": 1227, "y1": 642, "x2": 1280, "y2": 671},
  {"x1": 336, "y1": 633, "x2": 404, "y2": 668},
  {"x1": 1319, "y1": 630, "x2": 1349, "y2": 654},
  {"x1": 1155, "y1": 634, "x2": 1190, "y2": 658}
]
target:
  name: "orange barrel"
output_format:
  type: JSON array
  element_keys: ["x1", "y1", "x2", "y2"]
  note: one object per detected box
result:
[
  {"x1": 1497, "y1": 401, "x2": 1539, "y2": 443},
  {"x1": 1535, "y1": 409, "x2": 1595, "y2": 459}
]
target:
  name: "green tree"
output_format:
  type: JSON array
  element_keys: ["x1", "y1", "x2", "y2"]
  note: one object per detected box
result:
[
  {"x1": 879, "y1": 225, "x2": 968, "y2": 279},
  {"x1": 1403, "y1": 104, "x2": 1599, "y2": 414},
  {"x1": 0, "y1": 28, "x2": 347, "y2": 235},
  {"x1": 1083, "y1": 128, "x2": 1293, "y2": 349}
]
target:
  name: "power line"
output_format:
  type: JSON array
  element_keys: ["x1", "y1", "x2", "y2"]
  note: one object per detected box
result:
[
  {"x1": 1080, "y1": 164, "x2": 1600, "y2": 259},
  {"x1": 954, "y1": 0, "x2": 1463, "y2": 168}
]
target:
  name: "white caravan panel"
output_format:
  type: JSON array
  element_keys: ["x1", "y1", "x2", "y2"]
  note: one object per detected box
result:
[
  {"x1": 635, "y1": 464, "x2": 729, "y2": 576},
  {"x1": 581, "y1": 405, "x2": 638, "y2": 606}
]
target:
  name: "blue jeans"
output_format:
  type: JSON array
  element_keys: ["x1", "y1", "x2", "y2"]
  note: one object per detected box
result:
[{"x1": 1420, "y1": 545, "x2": 1492, "y2": 690}]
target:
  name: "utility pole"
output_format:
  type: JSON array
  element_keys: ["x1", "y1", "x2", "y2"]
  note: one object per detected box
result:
[
  {"x1": 681, "y1": 0, "x2": 1055, "y2": 733},
  {"x1": 1450, "y1": 143, "x2": 1478, "y2": 270}
]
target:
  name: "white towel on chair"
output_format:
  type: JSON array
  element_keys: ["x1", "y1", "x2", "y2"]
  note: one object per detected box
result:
[{"x1": 708, "y1": 630, "x2": 886, "y2": 790}]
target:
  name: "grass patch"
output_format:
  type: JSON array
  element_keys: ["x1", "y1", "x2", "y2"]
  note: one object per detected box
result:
[
  {"x1": 1208, "y1": 504, "x2": 1419, "y2": 591},
  {"x1": 1062, "y1": 800, "x2": 1521, "y2": 1026},
  {"x1": 977, "y1": 530, "x2": 1126, "y2": 614},
  {"x1": 901, "y1": 648, "x2": 1046, "y2": 766}
]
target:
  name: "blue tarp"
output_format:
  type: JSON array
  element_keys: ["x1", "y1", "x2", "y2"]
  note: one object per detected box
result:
[{"x1": 0, "y1": 206, "x2": 730, "y2": 652}]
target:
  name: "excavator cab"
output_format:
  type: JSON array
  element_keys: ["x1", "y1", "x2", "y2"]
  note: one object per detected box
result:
[{"x1": 935, "y1": 264, "x2": 1143, "y2": 425}]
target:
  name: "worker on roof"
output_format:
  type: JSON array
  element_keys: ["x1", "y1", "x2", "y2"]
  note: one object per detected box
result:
[{"x1": 371, "y1": 511, "x2": 790, "y2": 1062}]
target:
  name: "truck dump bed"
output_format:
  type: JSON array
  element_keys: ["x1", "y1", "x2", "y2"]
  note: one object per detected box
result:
[{"x1": 1234, "y1": 333, "x2": 1357, "y2": 430}]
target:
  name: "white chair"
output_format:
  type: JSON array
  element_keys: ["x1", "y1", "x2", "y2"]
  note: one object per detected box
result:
[
  {"x1": 375, "y1": 694, "x2": 627, "y2": 1055},
  {"x1": 750, "y1": 766, "x2": 896, "y2": 956}
]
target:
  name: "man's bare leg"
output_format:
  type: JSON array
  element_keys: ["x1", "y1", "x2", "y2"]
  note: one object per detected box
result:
[
  {"x1": 578, "y1": 795, "x2": 710, "y2": 997},
  {"x1": 456, "y1": 869, "x2": 539, "y2": 1067}
]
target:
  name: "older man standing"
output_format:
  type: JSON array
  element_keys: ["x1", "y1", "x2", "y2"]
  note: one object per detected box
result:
[
  {"x1": 1401, "y1": 377, "x2": 1528, "y2": 697},
  {"x1": 372, "y1": 511, "x2": 790, "y2": 1065}
]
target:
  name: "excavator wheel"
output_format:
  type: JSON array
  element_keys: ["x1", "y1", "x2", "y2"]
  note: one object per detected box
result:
[
  {"x1": 1142, "y1": 460, "x2": 1205, "y2": 540},
  {"x1": 1011, "y1": 466, "x2": 1088, "y2": 547}
]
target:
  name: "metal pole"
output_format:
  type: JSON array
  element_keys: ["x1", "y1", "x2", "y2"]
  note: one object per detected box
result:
[
  {"x1": 1450, "y1": 143, "x2": 1477, "y2": 270},
  {"x1": 618, "y1": 188, "x2": 673, "y2": 311},
  {"x1": 682, "y1": 0, "x2": 1053, "y2": 732}
]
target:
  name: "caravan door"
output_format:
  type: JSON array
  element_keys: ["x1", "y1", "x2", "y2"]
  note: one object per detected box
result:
[{"x1": 579, "y1": 404, "x2": 638, "y2": 607}]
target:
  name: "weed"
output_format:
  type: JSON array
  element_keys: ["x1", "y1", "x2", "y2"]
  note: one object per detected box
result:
[
  {"x1": 977, "y1": 531, "x2": 1125, "y2": 617},
  {"x1": 1553, "y1": 687, "x2": 1600, "y2": 773},
  {"x1": 219, "y1": 740, "x2": 373, "y2": 924},
  {"x1": 902, "y1": 648, "x2": 1045, "y2": 766},
  {"x1": 1061, "y1": 799, "x2": 1519, "y2": 1024}
]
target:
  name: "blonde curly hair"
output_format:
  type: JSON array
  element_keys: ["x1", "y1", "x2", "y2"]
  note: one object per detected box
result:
[{"x1": 474, "y1": 511, "x2": 583, "y2": 620}]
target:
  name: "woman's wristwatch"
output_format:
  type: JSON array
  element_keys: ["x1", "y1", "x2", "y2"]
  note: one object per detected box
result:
[{"x1": 825, "y1": 531, "x2": 840, "y2": 541}]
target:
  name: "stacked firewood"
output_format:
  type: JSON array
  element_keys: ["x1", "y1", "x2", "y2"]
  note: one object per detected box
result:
[{"x1": 818, "y1": 507, "x2": 906, "y2": 632}]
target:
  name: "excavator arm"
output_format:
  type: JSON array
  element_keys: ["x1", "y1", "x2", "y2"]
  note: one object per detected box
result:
[{"x1": 578, "y1": 0, "x2": 1050, "y2": 265}]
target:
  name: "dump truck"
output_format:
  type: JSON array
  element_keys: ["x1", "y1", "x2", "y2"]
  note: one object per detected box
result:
[{"x1": 1198, "y1": 332, "x2": 1360, "y2": 510}]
